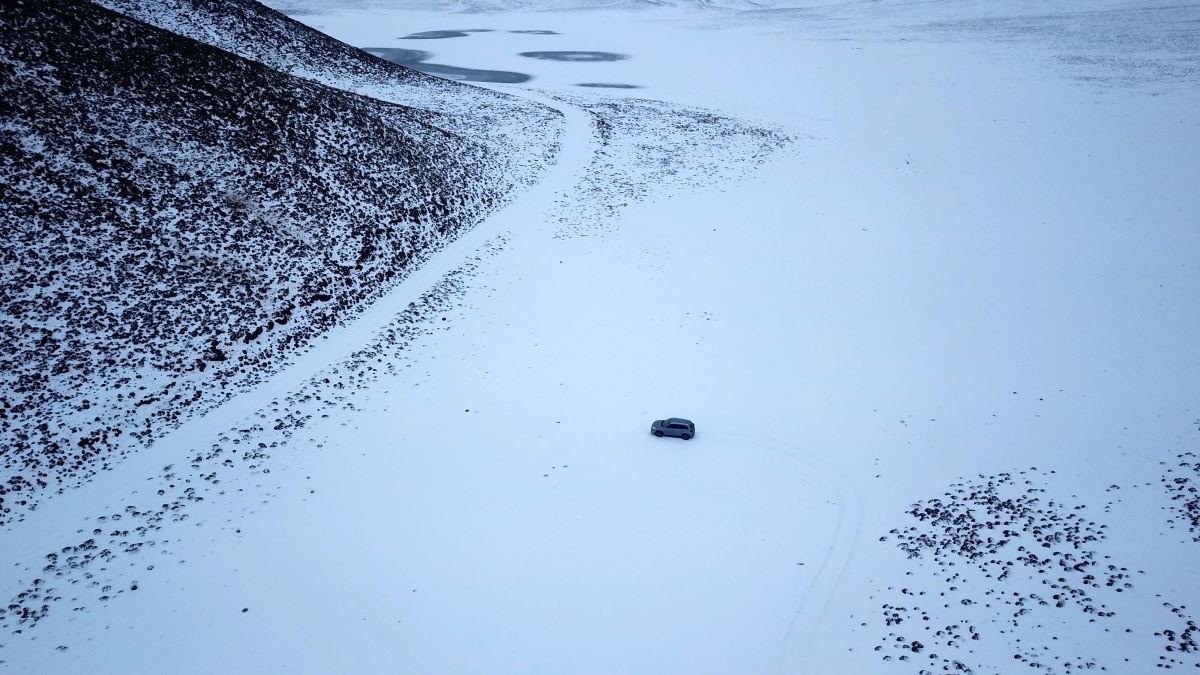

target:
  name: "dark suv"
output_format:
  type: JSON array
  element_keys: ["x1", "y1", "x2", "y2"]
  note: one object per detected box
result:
[{"x1": 651, "y1": 418, "x2": 695, "y2": 440}]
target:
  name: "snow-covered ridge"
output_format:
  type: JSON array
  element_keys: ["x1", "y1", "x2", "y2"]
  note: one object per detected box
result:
[{"x1": 0, "y1": 0, "x2": 559, "y2": 525}]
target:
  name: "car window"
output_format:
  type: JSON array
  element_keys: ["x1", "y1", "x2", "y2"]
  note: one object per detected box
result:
[{"x1": 669, "y1": 423, "x2": 684, "y2": 429}]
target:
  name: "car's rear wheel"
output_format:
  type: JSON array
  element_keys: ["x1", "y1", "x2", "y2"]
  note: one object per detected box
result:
[
  {"x1": 654, "y1": 430, "x2": 664, "y2": 437},
  {"x1": 682, "y1": 433, "x2": 692, "y2": 440}
]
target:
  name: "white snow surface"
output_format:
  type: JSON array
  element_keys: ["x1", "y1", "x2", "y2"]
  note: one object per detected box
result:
[{"x1": 3, "y1": 1, "x2": 1200, "y2": 674}]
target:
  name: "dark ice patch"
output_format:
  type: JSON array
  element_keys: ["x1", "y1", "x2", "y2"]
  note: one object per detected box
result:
[
  {"x1": 399, "y1": 29, "x2": 495, "y2": 39},
  {"x1": 399, "y1": 30, "x2": 470, "y2": 39},
  {"x1": 365, "y1": 47, "x2": 531, "y2": 84},
  {"x1": 365, "y1": 47, "x2": 431, "y2": 64},
  {"x1": 575, "y1": 82, "x2": 642, "y2": 89},
  {"x1": 519, "y1": 51, "x2": 628, "y2": 62}
]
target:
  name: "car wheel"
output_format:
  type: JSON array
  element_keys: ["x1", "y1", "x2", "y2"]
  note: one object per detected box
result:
[
  {"x1": 654, "y1": 430, "x2": 664, "y2": 437},
  {"x1": 682, "y1": 433, "x2": 691, "y2": 440}
]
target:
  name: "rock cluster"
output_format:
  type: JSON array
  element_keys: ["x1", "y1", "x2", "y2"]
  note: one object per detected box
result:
[
  {"x1": 547, "y1": 94, "x2": 789, "y2": 239},
  {"x1": 1162, "y1": 451, "x2": 1200, "y2": 541},
  {"x1": 876, "y1": 469, "x2": 1147, "y2": 673}
]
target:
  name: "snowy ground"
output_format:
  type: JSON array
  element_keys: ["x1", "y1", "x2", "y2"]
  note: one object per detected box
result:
[{"x1": 3, "y1": 2, "x2": 1200, "y2": 673}]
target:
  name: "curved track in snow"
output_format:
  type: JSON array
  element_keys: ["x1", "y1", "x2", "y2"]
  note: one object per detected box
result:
[{"x1": 705, "y1": 431, "x2": 864, "y2": 675}]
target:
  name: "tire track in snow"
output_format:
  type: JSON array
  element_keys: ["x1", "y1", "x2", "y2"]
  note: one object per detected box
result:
[{"x1": 705, "y1": 431, "x2": 864, "y2": 675}]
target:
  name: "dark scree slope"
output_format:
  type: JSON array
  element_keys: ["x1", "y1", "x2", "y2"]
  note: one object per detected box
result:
[{"x1": 0, "y1": 0, "x2": 555, "y2": 525}]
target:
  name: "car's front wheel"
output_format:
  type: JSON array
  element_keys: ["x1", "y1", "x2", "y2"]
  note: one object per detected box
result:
[
  {"x1": 654, "y1": 430, "x2": 664, "y2": 437},
  {"x1": 681, "y1": 433, "x2": 692, "y2": 440}
]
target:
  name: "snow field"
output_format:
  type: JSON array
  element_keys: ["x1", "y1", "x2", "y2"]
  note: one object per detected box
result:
[{"x1": 3, "y1": 2, "x2": 1199, "y2": 673}]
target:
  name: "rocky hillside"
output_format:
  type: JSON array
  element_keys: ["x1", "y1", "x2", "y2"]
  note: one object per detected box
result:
[
  {"x1": 94, "y1": 0, "x2": 558, "y2": 177},
  {"x1": 0, "y1": 0, "x2": 560, "y2": 524}
]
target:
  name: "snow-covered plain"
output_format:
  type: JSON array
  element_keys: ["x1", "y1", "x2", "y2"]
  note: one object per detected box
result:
[{"x1": 3, "y1": 1, "x2": 1200, "y2": 673}]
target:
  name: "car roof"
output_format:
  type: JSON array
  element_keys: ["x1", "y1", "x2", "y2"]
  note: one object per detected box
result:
[{"x1": 667, "y1": 418, "x2": 693, "y2": 425}]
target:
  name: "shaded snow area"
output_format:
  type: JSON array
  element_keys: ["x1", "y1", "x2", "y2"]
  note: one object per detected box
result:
[{"x1": 3, "y1": 0, "x2": 1200, "y2": 674}]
